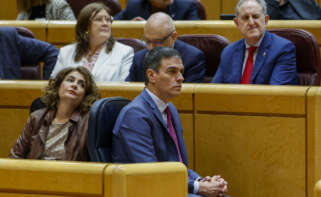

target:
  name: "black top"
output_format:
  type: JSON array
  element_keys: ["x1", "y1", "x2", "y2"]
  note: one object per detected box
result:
[{"x1": 29, "y1": 4, "x2": 46, "y2": 20}]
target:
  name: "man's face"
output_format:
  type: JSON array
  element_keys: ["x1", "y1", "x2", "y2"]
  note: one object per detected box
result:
[
  {"x1": 234, "y1": 0, "x2": 269, "y2": 45},
  {"x1": 149, "y1": 0, "x2": 173, "y2": 8},
  {"x1": 148, "y1": 56, "x2": 184, "y2": 102},
  {"x1": 143, "y1": 26, "x2": 176, "y2": 50}
]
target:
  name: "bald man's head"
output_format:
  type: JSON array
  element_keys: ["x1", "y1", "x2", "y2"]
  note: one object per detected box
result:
[{"x1": 143, "y1": 12, "x2": 177, "y2": 50}]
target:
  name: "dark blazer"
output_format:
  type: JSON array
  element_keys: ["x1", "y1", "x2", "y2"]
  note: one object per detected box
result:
[
  {"x1": 114, "y1": 0, "x2": 200, "y2": 20},
  {"x1": 266, "y1": 0, "x2": 321, "y2": 19},
  {"x1": 212, "y1": 31, "x2": 298, "y2": 85},
  {"x1": 112, "y1": 88, "x2": 200, "y2": 194},
  {"x1": 126, "y1": 40, "x2": 206, "y2": 83},
  {"x1": 0, "y1": 27, "x2": 58, "y2": 79}
]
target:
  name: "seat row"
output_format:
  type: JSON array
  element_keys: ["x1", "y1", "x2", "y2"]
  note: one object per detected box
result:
[
  {"x1": 11, "y1": 20, "x2": 321, "y2": 85},
  {"x1": 1, "y1": 81, "x2": 321, "y2": 197}
]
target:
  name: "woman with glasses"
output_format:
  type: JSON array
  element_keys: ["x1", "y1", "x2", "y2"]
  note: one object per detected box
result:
[
  {"x1": 51, "y1": 2, "x2": 134, "y2": 82},
  {"x1": 16, "y1": 0, "x2": 76, "y2": 20}
]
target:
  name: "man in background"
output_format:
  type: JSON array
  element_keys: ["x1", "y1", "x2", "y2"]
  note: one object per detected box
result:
[
  {"x1": 266, "y1": 0, "x2": 321, "y2": 19},
  {"x1": 212, "y1": 0, "x2": 297, "y2": 85},
  {"x1": 126, "y1": 12, "x2": 205, "y2": 83},
  {"x1": 114, "y1": 0, "x2": 200, "y2": 20},
  {"x1": 0, "y1": 27, "x2": 58, "y2": 79}
]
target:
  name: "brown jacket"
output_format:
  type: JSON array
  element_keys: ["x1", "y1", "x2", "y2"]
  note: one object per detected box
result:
[{"x1": 9, "y1": 108, "x2": 89, "y2": 161}]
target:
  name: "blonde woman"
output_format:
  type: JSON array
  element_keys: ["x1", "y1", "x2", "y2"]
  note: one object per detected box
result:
[{"x1": 16, "y1": 0, "x2": 76, "y2": 20}]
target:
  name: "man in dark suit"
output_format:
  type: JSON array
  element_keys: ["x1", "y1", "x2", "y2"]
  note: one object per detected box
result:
[
  {"x1": 266, "y1": 0, "x2": 321, "y2": 19},
  {"x1": 114, "y1": 0, "x2": 200, "y2": 20},
  {"x1": 126, "y1": 12, "x2": 205, "y2": 83},
  {"x1": 113, "y1": 47, "x2": 228, "y2": 197},
  {"x1": 0, "y1": 27, "x2": 58, "y2": 79},
  {"x1": 212, "y1": 0, "x2": 297, "y2": 85}
]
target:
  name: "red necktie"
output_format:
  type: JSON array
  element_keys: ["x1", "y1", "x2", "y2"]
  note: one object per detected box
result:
[
  {"x1": 241, "y1": 46, "x2": 257, "y2": 84},
  {"x1": 166, "y1": 107, "x2": 183, "y2": 162}
]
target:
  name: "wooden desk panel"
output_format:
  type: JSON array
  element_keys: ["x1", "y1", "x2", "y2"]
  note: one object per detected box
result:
[
  {"x1": 195, "y1": 114, "x2": 306, "y2": 197},
  {"x1": 0, "y1": 159, "x2": 106, "y2": 196},
  {"x1": 0, "y1": 0, "x2": 17, "y2": 20},
  {"x1": 105, "y1": 163, "x2": 187, "y2": 197},
  {"x1": 0, "y1": 21, "x2": 47, "y2": 41}
]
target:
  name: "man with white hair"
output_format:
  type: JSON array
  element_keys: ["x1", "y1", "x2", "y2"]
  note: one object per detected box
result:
[{"x1": 212, "y1": 0, "x2": 298, "y2": 85}]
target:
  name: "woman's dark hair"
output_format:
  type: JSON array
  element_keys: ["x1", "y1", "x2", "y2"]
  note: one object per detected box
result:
[
  {"x1": 74, "y1": 2, "x2": 115, "y2": 62},
  {"x1": 41, "y1": 67, "x2": 100, "y2": 114}
]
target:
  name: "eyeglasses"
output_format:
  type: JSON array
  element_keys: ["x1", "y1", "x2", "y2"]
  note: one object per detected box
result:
[
  {"x1": 142, "y1": 30, "x2": 174, "y2": 45},
  {"x1": 92, "y1": 16, "x2": 113, "y2": 24}
]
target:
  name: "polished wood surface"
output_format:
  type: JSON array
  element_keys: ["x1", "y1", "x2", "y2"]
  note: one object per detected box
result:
[
  {"x1": 105, "y1": 163, "x2": 187, "y2": 197},
  {"x1": 0, "y1": 159, "x2": 105, "y2": 196},
  {"x1": 307, "y1": 87, "x2": 321, "y2": 197},
  {"x1": 0, "y1": 159, "x2": 187, "y2": 197}
]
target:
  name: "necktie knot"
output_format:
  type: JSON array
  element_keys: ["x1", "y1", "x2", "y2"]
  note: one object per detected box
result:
[{"x1": 248, "y1": 46, "x2": 257, "y2": 55}]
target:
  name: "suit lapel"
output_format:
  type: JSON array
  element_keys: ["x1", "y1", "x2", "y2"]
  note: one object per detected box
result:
[
  {"x1": 251, "y1": 32, "x2": 271, "y2": 83},
  {"x1": 141, "y1": 89, "x2": 168, "y2": 130},
  {"x1": 233, "y1": 42, "x2": 246, "y2": 83}
]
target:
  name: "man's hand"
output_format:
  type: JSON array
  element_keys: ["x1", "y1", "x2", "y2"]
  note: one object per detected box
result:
[{"x1": 197, "y1": 175, "x2": 228, "y2": 197}]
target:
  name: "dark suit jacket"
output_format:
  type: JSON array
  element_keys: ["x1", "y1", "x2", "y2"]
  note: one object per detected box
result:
[
  {"x1": 0, "y1": 27, "x2": 58, "y2": 79},
  {"x1": 212, "y1": 31, "x2": 298, "y2": 85},
  {"x1": 266, "y1": 0, "x2": 321, "y2": 19},
  {"x1": 112, "y1": 88, "x2": 200, "y2": 194},
  {"x1": 114, "y1": 0, "x2": 200, "y2": 20},
  {"x1": 126, "y1": 40, "x2": 206, "y2": 83}
]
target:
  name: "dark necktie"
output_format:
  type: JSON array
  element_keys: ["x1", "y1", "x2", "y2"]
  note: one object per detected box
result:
[
  {"x1": 241, "y1": 46, "x2": 257, "y2": 84},
  {"x1": 166, "y1": 107, "x2": 183, "y2": 162}
]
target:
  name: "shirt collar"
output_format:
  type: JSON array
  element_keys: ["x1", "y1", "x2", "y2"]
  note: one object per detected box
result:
[
  {"x1": 245, "y1": 31, "x2": 265, "y2": 49},
  {"x1": 145, "y1": 88, "x2": 168, "y2": 114}
]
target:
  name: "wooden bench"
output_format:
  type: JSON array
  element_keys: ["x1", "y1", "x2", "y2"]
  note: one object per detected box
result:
[{"x1": 0, "y1": 158, "x2": 187, "y2": 197}]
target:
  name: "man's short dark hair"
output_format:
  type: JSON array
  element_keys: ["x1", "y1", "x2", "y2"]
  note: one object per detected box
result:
[{"x1": 143, "y1": 47, "x2": 181, "y2": 85}]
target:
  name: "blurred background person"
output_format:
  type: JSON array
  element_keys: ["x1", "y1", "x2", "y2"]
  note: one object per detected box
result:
[
  {"x1": 0, "y1": 27, "x2": 58, "y2": 79},
  {"x1": 266, "y1": 0, "x2": 321, "y2": 19},
  {"x1": 115, "y1": 0, "x2": 200, "y2": 21},
  {"x1": 10, "y1": 67, "x2": 100, "y2": 161},
  {"x1": 51, "y1": 2, "x2": 134, "y2": 82},
  {"x1": 16, "y1": 0, "x2": 76, "y2": 20}
]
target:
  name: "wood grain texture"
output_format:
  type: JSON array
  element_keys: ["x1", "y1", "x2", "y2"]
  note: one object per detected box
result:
[
  {"x1": 105, "y1": 163, "x2": 187, "y2": 197},
  {"x1": 0, "y1": 159, "x2": 106, "y2": 196},
  {"x1": 307, "y1": 87, "x2": 321, "y2": 197},
  {"x1": 195, "y1": 84, "x2": 307, "y2": 115},
  {"x1": 195, "y1": 114, "x2": 306, "y2": 197}
]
